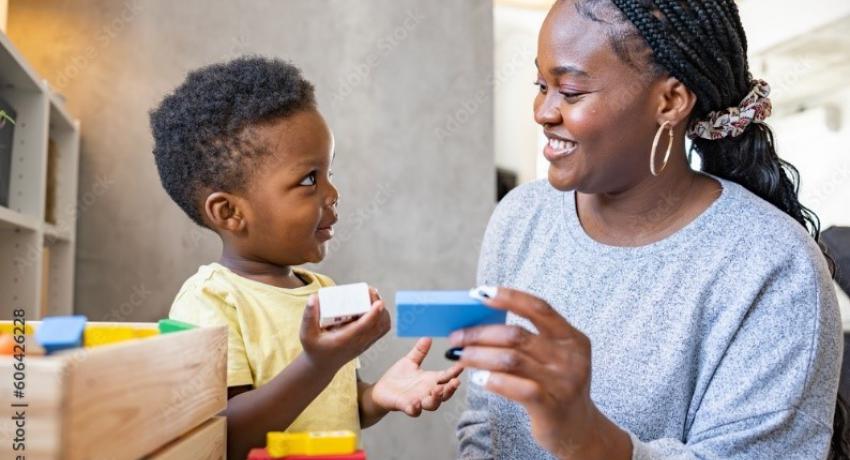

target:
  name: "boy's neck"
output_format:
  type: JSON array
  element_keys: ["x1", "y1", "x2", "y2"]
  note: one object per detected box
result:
[{"x1": 219, "y1": 248, "x2": 307, "y2": 289}]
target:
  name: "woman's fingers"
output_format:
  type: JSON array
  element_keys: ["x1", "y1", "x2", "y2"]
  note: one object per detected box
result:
[
  {"x1": 478, "y1": 287, "x2": 576, "y2": 338},
  {"x1": 458, "y1": 345, "x2": 545, "y2": 380},
  {"x1": 450, "y1": 324, "x2": 551, "y2": 363},
  {"x1": 483, "y1": 371, "x2": 545, "y2": 406}
]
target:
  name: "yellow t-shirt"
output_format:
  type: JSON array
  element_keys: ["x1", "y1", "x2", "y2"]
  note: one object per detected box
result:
[{"x1": 169, "y1": 262, "x2": 360, "y2": 433}]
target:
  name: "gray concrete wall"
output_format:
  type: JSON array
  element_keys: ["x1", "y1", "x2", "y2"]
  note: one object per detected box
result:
[{"x1": 8, "y1": 1, "x2": 494, "y2": 458}]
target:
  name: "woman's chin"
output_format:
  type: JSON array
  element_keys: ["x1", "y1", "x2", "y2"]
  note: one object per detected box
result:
[{"x1": 547, "y1": 166, "x2": 578, "y2": 192}]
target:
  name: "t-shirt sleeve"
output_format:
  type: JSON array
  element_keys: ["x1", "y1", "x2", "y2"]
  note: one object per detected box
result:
[
  {"x1": 628, "y1": 247, "x2": 842, "y2": 459},
  {"x1": 456, "y1": 380, "x2": 495, "y2": 459},
  {"x1": 458, "y1": 191, "x2": 520, "y2": 458},
  {"x1": 169, "y1": 284, "x2": 255, "y2": 388}
]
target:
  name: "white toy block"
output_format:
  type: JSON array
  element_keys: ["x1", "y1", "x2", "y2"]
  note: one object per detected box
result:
[{"x1": 318, "y1": 282, "x2": 372, "y2": 327}]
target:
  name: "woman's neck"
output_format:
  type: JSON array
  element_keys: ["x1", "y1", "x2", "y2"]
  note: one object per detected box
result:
[{"x1": 576, "y1": 159, "x2": 720, "y2": 247}]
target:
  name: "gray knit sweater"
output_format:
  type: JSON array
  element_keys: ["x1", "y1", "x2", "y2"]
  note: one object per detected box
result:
[{"x1": 456, "y1": 176, "x2": 843, "y2": 459}]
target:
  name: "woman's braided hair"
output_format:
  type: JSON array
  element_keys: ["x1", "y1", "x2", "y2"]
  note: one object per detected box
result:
[{"x1": 570, "y1": 1, "x2": 849, "y2": 457}]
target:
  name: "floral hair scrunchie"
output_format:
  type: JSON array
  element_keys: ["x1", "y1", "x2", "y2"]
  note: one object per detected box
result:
[{"x1": 687, "y1": 79, "x2": 773, "y2": 140}]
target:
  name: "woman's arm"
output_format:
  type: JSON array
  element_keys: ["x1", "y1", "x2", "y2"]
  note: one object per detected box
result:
[
  {"x1": 454, "y1": 287, "x2": 631, "y2": 460},
  {"x1": 454, "y1": 277, "x2": 842, "y2": 460},
  {"x1": 456, "y1": 381, "x2": 496, "y2": 459}
]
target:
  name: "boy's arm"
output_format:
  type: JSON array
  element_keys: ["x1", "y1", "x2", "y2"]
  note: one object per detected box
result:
[
  {"x1": 226, "y1": 294, "x2": 391, "y2": 459},
  {"x1": 357, "y1": 339, "x2": 464, "y2": 429},
  {"x1": 357, "y1": 377, "x2": 390, "y2": 428},
  {"x1": 224, "y1": 353, "x2": 339, "y2": 460}
]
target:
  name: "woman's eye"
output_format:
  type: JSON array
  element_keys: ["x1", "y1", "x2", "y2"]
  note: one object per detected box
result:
[
  {"x1": 533, "y1": 81, "x2": 547, "y2": 94},
  {"x1": 328, "y1": 170, "x2": 335, "y2": 180},
  {"x1": 299, "y1": 172, "x2": 317, "y2": 186},
  {"x1": 560, "y1": 91, "x2": 585, "y2": 102}
]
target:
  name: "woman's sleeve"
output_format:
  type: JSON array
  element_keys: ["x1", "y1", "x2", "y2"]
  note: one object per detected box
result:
[
  {"x1": 456, "y1": 194, "x2": 512, "y2": 458},
  {"x1": 457, "y1": 382, "x2": 495, "y2": 459},
  {"x1": 628, "y1": 249, "x2": 843, "y2": 459}
]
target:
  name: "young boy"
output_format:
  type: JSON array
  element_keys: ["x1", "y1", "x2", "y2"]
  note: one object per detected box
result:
[{"x1": 149, "y1": 57, "x2": 462, "y2": 459}]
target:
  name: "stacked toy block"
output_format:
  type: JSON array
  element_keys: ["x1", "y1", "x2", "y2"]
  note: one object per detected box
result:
[
  {"x1": 0, "y1": 317, "x2": 226, "y2": 459},
  {"x1": 248, "y1": 430, "x2": 366, "y2": 459}
]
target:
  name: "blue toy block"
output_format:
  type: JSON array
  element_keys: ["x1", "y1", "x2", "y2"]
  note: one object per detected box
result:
[
  {"x1": 35, "y1": 315, "x2": 87, "y2": 354},
  {"x1": 395, "y1": 291, "x2": 507, "y2": 337}
]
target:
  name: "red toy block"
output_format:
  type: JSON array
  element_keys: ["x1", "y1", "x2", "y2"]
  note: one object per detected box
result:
[
  {"x1": 247, "y1": 449, "x2": 366, "y2": 460},
  {"x1": 248, "y1": 448, "x2": 274, "y2": 460},
  {"x1": 284, "y1": 452, "x2": 366, "y2": 460}
]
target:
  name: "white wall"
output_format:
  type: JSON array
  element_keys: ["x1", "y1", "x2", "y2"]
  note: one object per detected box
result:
[
  {"x1": 493, "y1": 5, "x2": 546, "y2": 184},
  {"x1": 0, "y1": 0, "x2": 7, "y2": 33}
]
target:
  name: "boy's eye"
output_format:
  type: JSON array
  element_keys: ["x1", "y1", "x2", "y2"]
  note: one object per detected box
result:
[{"x1": 299, "y1": 172, "x2": 317, "y2": 186}]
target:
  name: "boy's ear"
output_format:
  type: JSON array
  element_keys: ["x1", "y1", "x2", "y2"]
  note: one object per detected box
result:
[
  {"x1": 203, "y1": 192, "x2": 247, "y2": 233},
  {"x1": 654, "y1": 76, "x2": 697, "y2": 128}
]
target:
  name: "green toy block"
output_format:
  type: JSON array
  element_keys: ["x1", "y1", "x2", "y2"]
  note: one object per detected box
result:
[{"x1": 158, "y1": 318, "x2": 197, "y2": 334}]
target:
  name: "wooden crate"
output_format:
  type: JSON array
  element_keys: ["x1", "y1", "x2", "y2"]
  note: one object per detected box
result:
[
  {"x1": 146, "y1": 416, "x2": 225, "y2": 460},
  {"x1": 0, "y1": 322, "x2": 227, "y2": 460}
]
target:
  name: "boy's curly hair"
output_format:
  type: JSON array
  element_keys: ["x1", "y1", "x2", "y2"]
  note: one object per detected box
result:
[{"x1": 150, "y1": 56, "x2": 316, "y2": 226}]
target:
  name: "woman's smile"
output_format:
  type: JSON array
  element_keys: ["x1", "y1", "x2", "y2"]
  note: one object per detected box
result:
[{"x1": 543, "y1": 132, "x2": 578, "y2": 162}]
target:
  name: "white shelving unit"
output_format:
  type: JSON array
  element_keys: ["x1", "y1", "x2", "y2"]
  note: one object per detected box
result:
[{"x1": 0, "y1": 30, "x2": 79, "y2": 320}]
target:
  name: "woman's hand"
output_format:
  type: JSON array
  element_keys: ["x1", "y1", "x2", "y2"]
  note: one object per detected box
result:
[
  {"x1": 450, "y1": 287, "x2": 632, "y2": 460},
  {"x1": 369, "y1": 337, "x2": 463, "y2": 416}
]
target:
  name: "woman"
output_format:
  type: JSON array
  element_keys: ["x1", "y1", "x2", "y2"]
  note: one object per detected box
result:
[{"x1": 455, "y1": 0, "x2": 849, "y2": 458}]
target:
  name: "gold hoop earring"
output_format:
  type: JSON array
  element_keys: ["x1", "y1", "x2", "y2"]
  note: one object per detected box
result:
[{"x1": 650, "y1": 121, "x2": 674, "y2": 176}]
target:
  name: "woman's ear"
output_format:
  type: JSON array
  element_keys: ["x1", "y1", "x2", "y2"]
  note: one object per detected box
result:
[
  {"x1": 203, "y1": 192, "x2": 247, "y2": 234},
  {"x1": 655, "y1": 76, "x2": 697, "y2": 128}
]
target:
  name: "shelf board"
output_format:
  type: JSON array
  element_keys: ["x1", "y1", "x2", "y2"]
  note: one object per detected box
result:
[
  {"x1": 0, "y1": 30, "x2": 43, "y2": 92},
  {"x1": 49, "y1": 91, "x2": 75, "y2": 133},
  {"x1": 0, "y1": 205, "x2": 39, "y2": 232},
  {"x1": 43, "y1": 222, "x2": 72, "y2": 244}
]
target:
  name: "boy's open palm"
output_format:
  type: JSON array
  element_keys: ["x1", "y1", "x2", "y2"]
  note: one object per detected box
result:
[{"x1": 371, "y1": 338, "x2": 463, "y2": 416}]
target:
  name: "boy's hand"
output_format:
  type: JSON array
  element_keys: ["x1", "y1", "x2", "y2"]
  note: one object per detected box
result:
[
  {"x1": 300, "y1": 287, "x2": 391, "y2": 370},
  {"x1": 370, "y1": 338, "x2": 463, "y2": 416}
]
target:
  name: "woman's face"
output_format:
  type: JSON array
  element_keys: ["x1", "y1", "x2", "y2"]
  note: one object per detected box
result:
[{"x1": 534, "y1": 0, "x2": 662, "y2": 193}]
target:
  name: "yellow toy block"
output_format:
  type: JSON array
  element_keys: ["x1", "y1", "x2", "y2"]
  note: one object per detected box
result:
[
  {"x1": 0, "y1": 323, "x2": 35, "y2": 335},
  {"x1": 84, "y1": 325, "x2": 159, "y2": 347},
  {"x1": 267, "y1": 430, "x2": 357, "y2": 457}
]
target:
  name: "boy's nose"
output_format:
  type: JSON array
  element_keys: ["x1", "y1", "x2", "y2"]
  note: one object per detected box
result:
[{"x1": 326, "y1": 187, "x2": 340, "y2": 207}]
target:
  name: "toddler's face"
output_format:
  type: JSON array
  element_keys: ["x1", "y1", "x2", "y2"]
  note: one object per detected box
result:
[{"x1": 240, "y1": 109, "x2": 339, "y2": 265}]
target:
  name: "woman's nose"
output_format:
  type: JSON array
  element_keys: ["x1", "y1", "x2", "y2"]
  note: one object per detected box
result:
[{"x1": 534, "y1": 95, "x2": 562, "y2": 127}]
